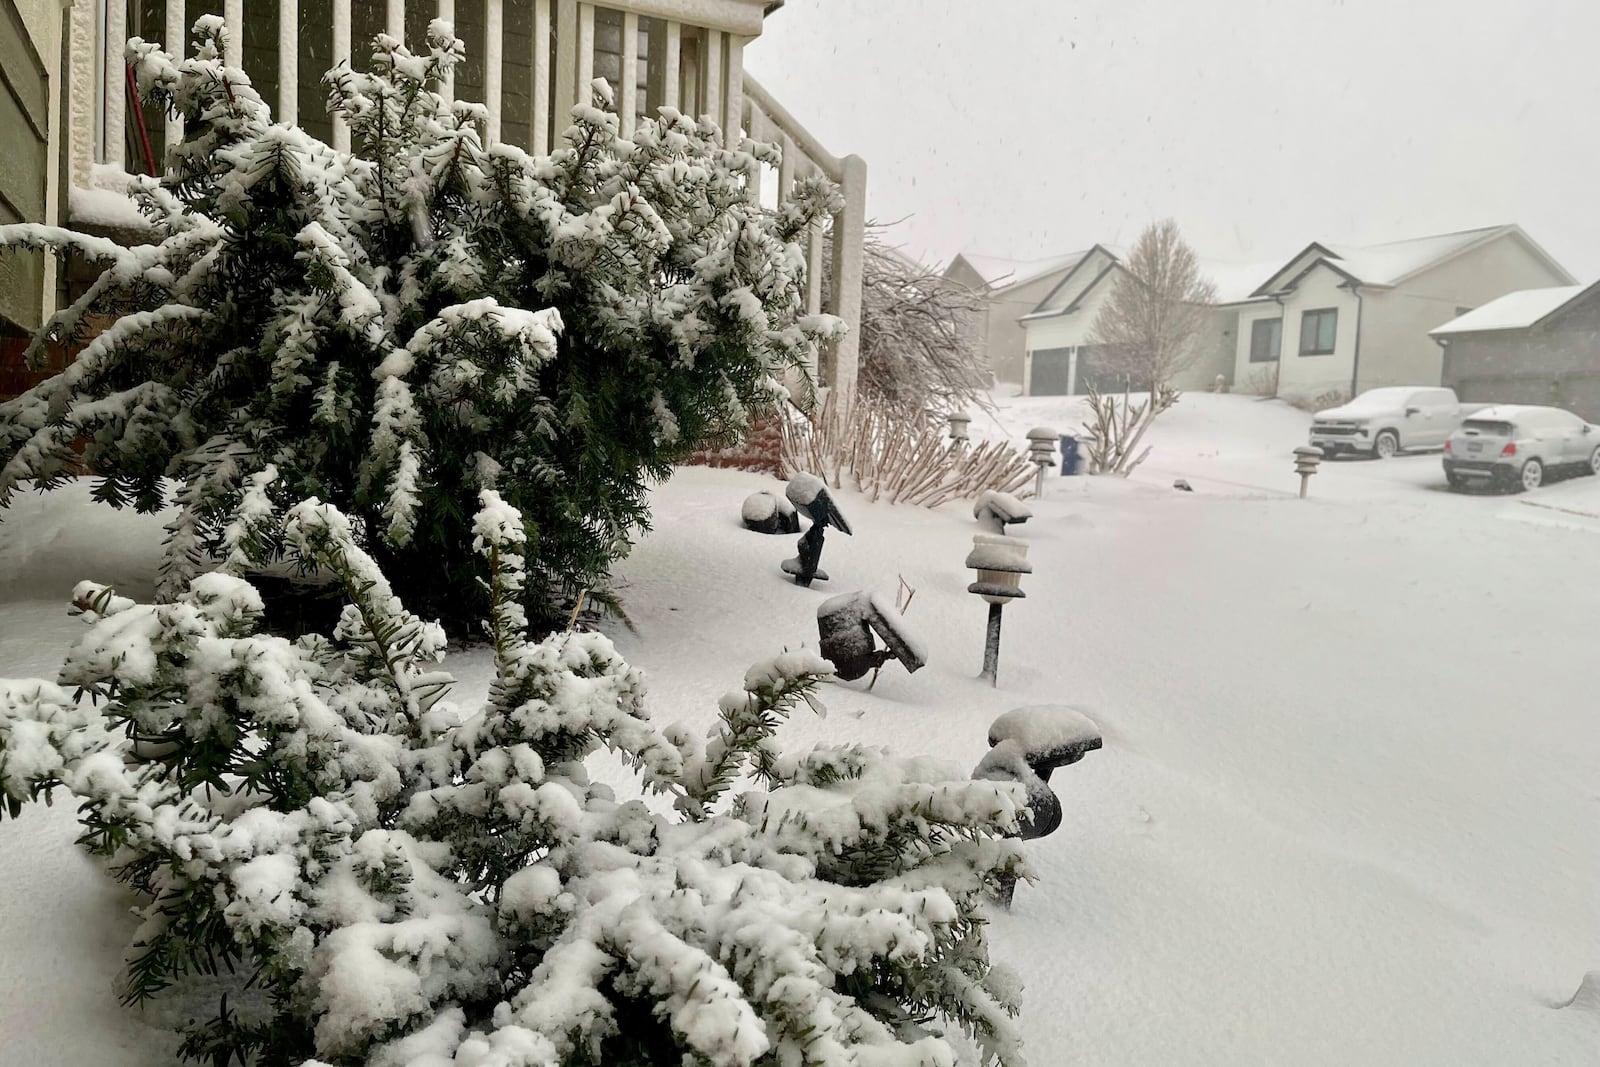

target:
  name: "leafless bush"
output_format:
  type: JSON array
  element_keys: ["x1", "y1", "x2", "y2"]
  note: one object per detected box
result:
[
  {"x1": 824, "y1": 226, "x2": 990, "y2": 417},
  {"x1": 781, "y1": 391, "x2": 1035, "y2": 507},
  {"x1": 1079, "y1": 382, "x2": 1179, "y2": 476},
  {"x1": 1283, "y1": 388, "x2": 1349, "y2": 413},
  {"x1": 1246, "y1": 362, "x2": 1280, "y2": 396}
]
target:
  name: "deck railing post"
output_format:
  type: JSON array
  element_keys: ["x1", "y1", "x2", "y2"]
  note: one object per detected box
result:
[{"x1": 828, "y1": 153, "x2": 867, "y2": 399}]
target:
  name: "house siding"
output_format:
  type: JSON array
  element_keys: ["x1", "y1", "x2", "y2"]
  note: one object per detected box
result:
[
  {"x1": 1267, "y1": 265, "x2": 1359, "y2": 402},
  {"x1": 986, "y1": 268, "x2": 1074, "y2": 387},
  {"x1": 1230, "y1": 302, "x2": 1285, "y2": 395},
  {"x1": 0, "y1": 0, "x2": 60, "y2": 332},
  {"x1": 1020, "y1": 271, "x2": 1116, "y2": 394},
  {"x1": 1357, "y1": 235, "x2": 1572, "y2": 393}
]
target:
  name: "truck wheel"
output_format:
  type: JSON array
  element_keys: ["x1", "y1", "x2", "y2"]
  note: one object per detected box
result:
[
  {"x1": 1373, "y1": 430, "x2": 1399, "y2": 459},
  {"x1": 1589, "y1": 446, "x2": 1600, "y2": 476},
  {"x1": 1514, "y1": 459, "x2": 1543, "y2": 493}
]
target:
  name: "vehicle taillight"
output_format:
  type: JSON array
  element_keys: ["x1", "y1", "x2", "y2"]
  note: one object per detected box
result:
[
  {"x1": 1444, "y1": 439, "x2": 1452, "y2": 453},
  {"x1": 1501, "y1": 442, "x2": 1517, "y2": 456}
]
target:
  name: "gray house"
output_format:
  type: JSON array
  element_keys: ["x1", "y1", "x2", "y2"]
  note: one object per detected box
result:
[{"x1": 1431, "y1": 281, "x2": 1600, "y2": 420}]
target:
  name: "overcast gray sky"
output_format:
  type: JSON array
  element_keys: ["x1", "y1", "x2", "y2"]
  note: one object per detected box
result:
[{"x1": 748, "y1": 0, "x2": 1600, "y2": 278}]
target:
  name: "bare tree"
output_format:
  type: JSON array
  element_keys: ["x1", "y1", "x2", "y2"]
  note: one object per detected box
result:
[
  {"x1": 1081, "y1": 219, "x2": 1216, "y2": 474},
  {"x1": 827, "y1": 226, "x2": 990, "y2": 418},
  {"x1": 1089, "y1": 219, "x2": 1217, "y2": 394}
]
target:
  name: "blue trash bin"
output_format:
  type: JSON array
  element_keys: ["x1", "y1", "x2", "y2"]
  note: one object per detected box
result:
[{"x1": 1059, "y1": 434, "x2": 1081, "y2": 476}]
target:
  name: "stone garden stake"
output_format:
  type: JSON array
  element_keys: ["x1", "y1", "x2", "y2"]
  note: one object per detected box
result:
[
  {"x1": 973, "y1": 490, "x2": 1032, "y2": 535},
  {"x1": 972, "y1": 704, "x2": 1103, "y2": 908},
  {"x1": 782, "y1": 472, "x2": 852, "y2": 586},
  {"x1": 1293, "y1": 445, "x2": 1324, "y2": 498},
  {"x1": 1026, "y1": 427, "x2": 1058, "y2": 499},
  {"x1": 966, "y1": 534, "x2": 1031, "y2": 686},
  {"x1": 816, "y1": 591, "x2": 928, "y2": 681},
  {"x1": 742, "y1": 490, "x2": 800, "y2": 535}
]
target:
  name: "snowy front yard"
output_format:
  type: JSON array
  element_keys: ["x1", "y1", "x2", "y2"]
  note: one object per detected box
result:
[{"x1": 2, "y1": 394, "x2": 1597, "y2": 1064}]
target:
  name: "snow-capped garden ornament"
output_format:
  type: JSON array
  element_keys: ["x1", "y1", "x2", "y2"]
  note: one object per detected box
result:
[
  {"x1": 1294, "y1": 445, "x2": 1325, "y2": 497},
  {"x1": 973, "y1": 705, "x2": 1102, "y2": 907},
  {"x1": 948, "y1": 410, "x2": 973, "y2": 445},
  {"x1": 1026, "y1": 427, "x2": 1059, "y2": 497},
  {"x1": 781, "y1": 471, "x2": 852, "y2": 585},
  {"x1": 816, "y1": 590, "x2": 928, "y2": 681},
  {"x1": 740, "y1": 489, "x2": 799, "y2": 534},
  {"x1": 967, "y1": 534, "x2": 1032, "y2": 686},
  {"x1": 974, "y1": 489, "x2": 1032, "y2": 534},
  {"x1": 0, "y1": 19, "x2": 843, "y2": 635},
  {"x1": 0, "y1": 492, "x2": 1032, "y2": 1067}
]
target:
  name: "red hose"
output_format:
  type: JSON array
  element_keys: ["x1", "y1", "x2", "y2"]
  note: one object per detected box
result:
[{"x1": 126, "y1": 64, "x2": 157, "y2": 175}]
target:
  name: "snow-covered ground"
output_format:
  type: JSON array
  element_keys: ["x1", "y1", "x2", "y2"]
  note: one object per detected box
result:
[{"x1": 2, "y1": 393, "x2": 1598, "y2": 1064}]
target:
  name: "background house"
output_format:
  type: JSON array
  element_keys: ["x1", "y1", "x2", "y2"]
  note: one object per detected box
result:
[
  {"x1": 1229, "y1": 225, "x2": 1574, "y2": 404},
  {"x1": 944, "y1": 250, "x2": 1085, "y2": 389},
  {"x1": 1017, "y1": 245, "x2": 1271, "y2": 396},
  {"x1": 1431, "y1": 281, "x2": 1600, "y2": 419},
  {"x1": 2, "y1": 0, "x2": 869, "y2": 398}
]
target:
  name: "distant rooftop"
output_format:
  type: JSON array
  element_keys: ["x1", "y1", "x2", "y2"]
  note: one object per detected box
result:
[
  {"x1": 1431, "y1": 284, "x2": 1592, "y2": 335},
  {"x1": 953, "y1": 251, "x2": 1087, "y2": 291}
]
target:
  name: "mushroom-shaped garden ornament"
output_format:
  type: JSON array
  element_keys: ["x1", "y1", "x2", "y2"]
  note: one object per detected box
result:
[
  {"x1": 742, "y1": 490, "x2": 800, "y2": 535},
  {"x1": 816, "y1": 591, "x2": 928, "y2": 682},
  {"x1": 782, "y1": 472, "x2": 852, "y2": 586},
  {"x1": 986, "y1": 704, "x2": 1103, "y2": 781},
  {"x1": 972, "y1": 704, "x2": 1103, "y2": 908}
]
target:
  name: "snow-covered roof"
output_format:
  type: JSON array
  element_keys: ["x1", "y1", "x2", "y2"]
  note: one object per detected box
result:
[
  {"x1": 1203, "y1": 258, "x2": 1282, "y2": 305},
  {"x1": 1255, "y1": 225, "x2": 1575, "y2": 295},
  {"x1": 1430, "y1": 284, "x2": 1593, "y2": 336},
  {"x1": 952, "y1": 251, "x2": 1088, "y2": 292}
]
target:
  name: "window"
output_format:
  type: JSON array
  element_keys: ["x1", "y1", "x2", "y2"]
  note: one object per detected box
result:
[
  {"x1": 1299, "y1": 308, "x2": 1338, "y2": 355},
  {"x1": 1249, "y1": 318, "x2": 1282, "y2": 363}
]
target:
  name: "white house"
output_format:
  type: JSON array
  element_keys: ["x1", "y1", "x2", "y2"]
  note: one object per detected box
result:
[
  {"x1": 1015, "y1": 244, "x2": 1274, "y2": 396},
  {"x1": 1225, "y1": 225, "x2": 1574, "y2": 403},
  {"x1": 943, "y1": 251, "x2": 1087, "y2": 388},
  {"x1": 1010, "y1": 224, "x2": 1575, "y2": 402},
  {"x1": 4, "y1": 0, "x2": 869, "y2": 396}
]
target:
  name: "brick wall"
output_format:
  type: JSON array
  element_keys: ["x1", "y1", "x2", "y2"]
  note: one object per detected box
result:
[{"x1": 684, "y1": 413, "x2": 784, "y2": 477}]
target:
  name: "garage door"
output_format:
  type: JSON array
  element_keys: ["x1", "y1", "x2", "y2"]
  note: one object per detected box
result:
[{"x1": 1029, "y1": 348, "x2": 1073, "y2": 395}]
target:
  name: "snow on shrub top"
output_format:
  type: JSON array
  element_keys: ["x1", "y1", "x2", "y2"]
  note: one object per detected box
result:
[
  {"x1": 0, "y1": 16, "x2": 842, "y2": 633},
  {"x1": 0, "y1": 493, "x2": 1031, "y2": 1066}
]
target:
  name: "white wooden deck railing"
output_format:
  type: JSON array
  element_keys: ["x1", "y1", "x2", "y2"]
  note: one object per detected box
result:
[{"x1": 76, "y1": 0, "x2": 863, "y2": 395}]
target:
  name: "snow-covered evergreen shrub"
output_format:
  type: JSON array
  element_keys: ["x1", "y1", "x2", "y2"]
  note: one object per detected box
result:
[
  {"x1": 0, "y1": 492, "x2": 1030, "y2": 1066},
  {"x1": 0, "y1": 18, "x2": 841, "y2": 631}
]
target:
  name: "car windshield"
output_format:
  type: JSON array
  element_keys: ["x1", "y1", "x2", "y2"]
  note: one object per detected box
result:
[
  {"x1": 1336, "y1": 388, "x2": 1418, "y2": 413},
  {"x1": 1459, "y1": 420, "x2": 1513, "y2": 436}
]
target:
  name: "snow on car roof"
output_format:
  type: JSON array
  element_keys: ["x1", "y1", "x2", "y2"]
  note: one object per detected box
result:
[{"x1": 1466, "y1": 404, "x2": 1571, "y2": 421}]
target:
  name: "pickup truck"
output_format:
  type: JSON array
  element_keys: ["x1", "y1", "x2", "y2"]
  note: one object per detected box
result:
[{"x1": 1309, "y1": 387, "x2": 1488, "y2": 458}]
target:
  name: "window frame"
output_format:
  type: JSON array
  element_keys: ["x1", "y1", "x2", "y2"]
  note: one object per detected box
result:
[
  {"x1": 1298, "y1": 307, "x2": 1338, "y2": 356},
  {"x1": 1248, "y1": 317, "x2": 1282, "y2": 364}
]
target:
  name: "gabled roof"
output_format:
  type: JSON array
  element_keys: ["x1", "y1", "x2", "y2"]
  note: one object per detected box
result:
[
  {"x1": 1021, "y1": 243, "x2": 1281, "y2": 321},
  {"x1": 947, "y1": 251, "x2": 1087, "y2": 293},
  {"x1": 1252, "y1": 225, "x2": 1575, "y2": 296},
  {"x1": 1024, "y1": 244, "x2": 1124, "y2": 319},
  {"x1": 1430, "y1": 281, "x2": 1598, "y2": 336}
]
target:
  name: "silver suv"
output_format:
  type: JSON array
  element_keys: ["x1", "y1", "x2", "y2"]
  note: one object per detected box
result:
[{"x1": 1442, "y1": 405, "x2": 1600, "y2": 492}]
